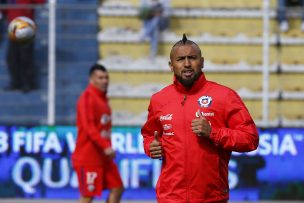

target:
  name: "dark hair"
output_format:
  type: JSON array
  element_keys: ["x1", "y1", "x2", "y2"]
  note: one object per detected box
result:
[
  {"x1": 172, "y1": 33, "x2": 199, "y2": 48},
  {"x1": 89, "y1": 64, "x2": 107, "y2": 76},
  {"x1": 170, "y1": 34, "x2": 202, "y2": 59}
]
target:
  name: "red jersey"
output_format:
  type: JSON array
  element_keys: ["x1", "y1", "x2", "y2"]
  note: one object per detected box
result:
[
  {"x1": 72, "y1": 84, "x2": 112, "y2": 167},
  {"x1": 141, "y1": 73, "x2": 259, "y2": 203},
  {"x1": 4, "y1": 0, "x2": 45, "y2": 22}
]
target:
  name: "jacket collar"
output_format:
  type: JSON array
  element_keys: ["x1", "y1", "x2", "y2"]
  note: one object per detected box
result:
[
  {"x1": 87, "y1": 84, "x2": 107, "y2": 98},
  {"x1": 173, "y1": 72, "x2": 207, "y2": 94}
]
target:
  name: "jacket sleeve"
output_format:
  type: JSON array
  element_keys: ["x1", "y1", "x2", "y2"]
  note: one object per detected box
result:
[
  {"x1": 209, "y1": 90, "x2": 259, "y2": 152},
  {"x1": 141, "y1": 98, "x2": 163, "y2": 157},
  {"x1": 78, "y1": 93, "x2": 111, "y2": 150}
]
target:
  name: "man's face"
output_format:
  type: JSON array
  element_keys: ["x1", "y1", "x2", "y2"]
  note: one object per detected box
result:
[
  {"x1": 169, "y1": 44, "x2": 204, "y2": 88},
  {"x1": 90, "y1": 70, "x2": 109, "y2": 92}
]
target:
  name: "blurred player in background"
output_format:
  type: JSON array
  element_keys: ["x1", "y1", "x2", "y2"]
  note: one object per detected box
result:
[
  {"x1": 3, "y1": 0, "x2": 45, "y2": 93},
  {"x1": 72, "y1": 64, "x2": 124, "y2": 203},
  {"x1": 141, "y1": 34, "x2": 259, "y2": 203}
]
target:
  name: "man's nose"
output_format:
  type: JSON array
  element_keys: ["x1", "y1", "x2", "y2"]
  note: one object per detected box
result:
[{"x1": 184, "y1": 57, "x2": 191, "y2": 67}]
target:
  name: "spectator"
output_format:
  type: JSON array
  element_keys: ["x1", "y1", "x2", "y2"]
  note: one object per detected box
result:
[
  {"x1": 72, "y1": 64, "x2": 124, "y2": 203},
  {"x1": 141, "y1": 34, "x2": 259, "y2": 203},
  {"x1": 139, "y1": 0, "x2": 170, "y2": 60},
  {"x1": 277, "y1": 0, "x2": 304, "y2": 32},
  {"x1": 3, "y1": 0, "x2": 45, "y2": 93}
]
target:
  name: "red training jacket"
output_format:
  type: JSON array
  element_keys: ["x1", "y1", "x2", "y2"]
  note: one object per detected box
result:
[
  {"x1": 141, "y1": 73, "x2": 259, "y2": 203},
  {"x1": 72, "y1": 84, "x2": 112, "y2": 167}
]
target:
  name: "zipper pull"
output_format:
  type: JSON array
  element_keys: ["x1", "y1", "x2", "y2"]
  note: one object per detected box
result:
[{"x1": 181, "y1": 95, "x2": 187, "y2": 106}]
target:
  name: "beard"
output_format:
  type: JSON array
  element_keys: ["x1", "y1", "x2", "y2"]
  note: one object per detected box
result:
[{"x1": 175, "y1": 70, "x2": 201, "y2": 88}]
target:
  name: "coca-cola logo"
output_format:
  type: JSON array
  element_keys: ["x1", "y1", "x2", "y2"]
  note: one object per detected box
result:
[{"x1": 160, "y1": 114, "x2": 173, "y2": 121}]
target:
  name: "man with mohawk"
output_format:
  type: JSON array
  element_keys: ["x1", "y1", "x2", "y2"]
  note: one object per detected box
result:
[{"x1": 141, "y1": 34, "x2": 259, "y2": 203}]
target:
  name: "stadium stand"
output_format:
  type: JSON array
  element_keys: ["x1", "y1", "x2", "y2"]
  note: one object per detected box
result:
[
  {"x1": 0, "y1": 1, "x2": 98, "y2": 125},
  {"x1": 98, "y1": 0, "x2": 304, "y2": 127},
  {"x1": 0, "y1": 6, "x2": 48, "y2": 125},
  {"x1": 0, "y1": 0, "x2": 303, "y2": 127}
]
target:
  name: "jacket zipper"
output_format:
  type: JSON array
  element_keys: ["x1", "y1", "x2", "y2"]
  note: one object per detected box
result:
[
  {"x1": 181, "y1": 94, "x2": 189, "y2": 202},
  {"x1": 181, "y1": 95, "x2": 187, "y2": 106}
]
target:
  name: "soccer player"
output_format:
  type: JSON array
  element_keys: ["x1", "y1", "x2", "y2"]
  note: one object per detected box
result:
[
  {"x1": 72, "y1": 64, "x2": 124, "y2": 203},
  {"x1": 141, "y1": 34, "x2": 259, "y2": 203}
]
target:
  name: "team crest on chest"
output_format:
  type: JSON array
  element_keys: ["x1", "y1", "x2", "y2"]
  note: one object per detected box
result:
[{"x1": 198, "y1": 96, "x2": 212, "y2": 107}]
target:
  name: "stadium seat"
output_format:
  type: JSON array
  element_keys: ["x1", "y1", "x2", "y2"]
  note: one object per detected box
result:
[
  {"x1": 99, "y1": 43, "x2": 278, "y2": 65},
  {"x1": 99, "y1": 16, "x2": 279, "y2": 37},
  {"x1": 280, "y1": 100, "x2": 304, "y2": 120},
  {"x1": 280, "y1": 45, "x2": 304, "y2": 64},
  {"x1": 110, "y1": 98, "x2": 150, "y2": 115},
  {"x1": 242, "y1": 100, "x2": 280, "y2": 126},
  {"x1": 279, "y1": 73, "x2": 304, "y2": 91},
  {"x1": 102, "y1": 0, "x2": 277, "y2": 9}
]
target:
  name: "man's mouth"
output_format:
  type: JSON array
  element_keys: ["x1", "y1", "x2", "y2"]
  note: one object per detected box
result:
[{"x1": 182, "y1": 69, "x2": 194, "y2": 77}]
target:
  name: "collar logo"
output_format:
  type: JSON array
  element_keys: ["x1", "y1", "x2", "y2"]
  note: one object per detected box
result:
[{"x1": 198, "y1": 96, "x2": 212, "y2": 107}]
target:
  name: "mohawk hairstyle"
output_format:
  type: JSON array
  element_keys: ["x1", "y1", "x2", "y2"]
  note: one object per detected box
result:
[
  {"x1": 182, "y1": 33, "x2": 187, "y2": 44},
  {"x1": 170, "y1": 33, "x2": 202, "y2": 59},
  {"x1": 172, "y1": 33, "x2": 199, "y2": 48}
]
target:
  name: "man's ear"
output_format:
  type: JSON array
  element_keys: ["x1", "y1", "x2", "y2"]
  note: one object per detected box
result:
[
  {"x1": 168, "y1": 61, "x2": 173, "y2": 72},
  {"x1": 201, "y1": 57, "x2": 204, "y2": 69}
]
